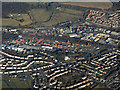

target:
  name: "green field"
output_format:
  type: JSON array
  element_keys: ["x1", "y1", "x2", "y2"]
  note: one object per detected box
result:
[
  {"x1": 2, "y1": 2, "x2": 114, "y2": 27},
  {"x1": 56, "y1": 71, "x2": 85, "y2": 87},
  {"x1": 2, "y1": 14, "x2": 32, "y2": 27},
  {"x1": 1, "y1": 3, "x2": 86, "y2": 27},
  {"x1": 93, "y1": 84, "x2": 111, "y2": 90},
  {"x1": 42, "y1": 12, "x2": 80, "y2": 26},
  {"x1": 2, "y1": 75, "x2": 32, "y2": 88},
  {"x1": 10, "y1": 14, "x2": 32, "y2": 26},
  {"x1": 28, "y1": 8, "x2": 83, "y2": 27},
  {"x1": 29, "y1": 8, "x2": 52, "y2": 23},
  {"x1": 61, "y1": 2, "x2": 113, "y2": 9},
  {"x1": 2, "y1": 6, "x2": 84, "y2": 27},
  {"x1": 64, "y1": 8, "x2": 83, "y2": 16},
  {"x1": 2, "y1": 18, "x2": 20, "y2": 27}
]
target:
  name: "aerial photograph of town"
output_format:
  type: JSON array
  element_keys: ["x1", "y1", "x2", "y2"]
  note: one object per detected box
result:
[{"x1": 0, "y1": 1, "x2": 120, "y2": 90}]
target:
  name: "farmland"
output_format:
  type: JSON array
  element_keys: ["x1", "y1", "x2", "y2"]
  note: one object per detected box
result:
[
  {"x1": 1, "y1": 2, "x2": 87, "y2": 27},
  {"x1": 61, "y1": 2, "x2": 113, "y2": 9},
  {"x1": 25, "y1": 7, "x2": 84, "y2": 27},
  {"x1": 2, "y1": 18, "x2": 20, "y2": 27},
  {"x1": 42, "y1": 12, "x2": 81, "y2": 26},
  {"x1": 29, "y1": 8, "x2": 52, "y2": 23},
  {"x1": 2, "y1": 14, "x2": 32, "y2": 27},
  {"x1": 2, "y1": 2, "x2": 114, "y2": 27},
  {"x1": 2, "y1": 7, "x2": 84, "y2": 27},
  {"x1": 63, "y1": 8, "x2": 83, "y2": 16},
  {"x1": 9, "y1": 14, "x2": 32, "y2": 26}
]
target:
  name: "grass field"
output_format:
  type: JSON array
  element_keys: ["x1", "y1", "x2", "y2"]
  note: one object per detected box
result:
[
  {"x1": 10, "y1": 14, "x2": 32, "y2": 26},
  {"x1": 42, "y1": 12, "x2": 81, "y2": 26},
  {"x1": 2, "y1": 13, "x2": 32, "y2": 27},
  {"x1": 56, "y1": 71, "x2": 84, "y2": 86},
  {"x1": 29, "y1": 8, "x2": 52, "y2": 22},
  {"x1": 2, "y1": 81, "x2": 9, "y2": 88},
  {"x1": 93, "y1": 84, "x2": 110, "y2": 90},
  {"x1": 64, "y1": 8, "x2": 83, "y2": 16},
  {"x1": 2, "y1": 6, "x2": 84, "y2": 27},
  {"x1": 2, "y1": 75, "x2": 32, "y2": 88},
  {"x1": 28, "y1": 8, "x2": 83, "y2": 27},
  {"x1": 2, "y1": 18, "x2": 20, "y2": 27},
  {"x1": 61, "y1": 2, "x2": 113, "y2": 9},
  {"x1": 2, "y1": 2, "x2": 114, "y2": 27}
]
